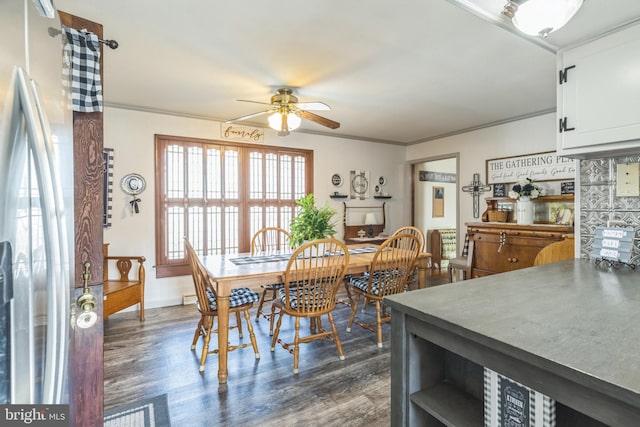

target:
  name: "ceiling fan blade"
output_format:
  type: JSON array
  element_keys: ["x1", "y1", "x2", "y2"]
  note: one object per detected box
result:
[
  {"x1": 296, "y1": 102, "x2": 331, "y2": 111},
  {"x1": 237, "y1": 99, "x2": 273, "y2": 106},
  {"x1": 225, "y1": 110, "x2": 271, "y2": 123},
  {"x1": 299, "y1": 110, "x2": 340, "y2": 129}
]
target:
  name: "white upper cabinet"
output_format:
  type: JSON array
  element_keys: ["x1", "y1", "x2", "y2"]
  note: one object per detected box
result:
[{"x1": 557, "y1": 23, "x2": 640, "y2": 159}]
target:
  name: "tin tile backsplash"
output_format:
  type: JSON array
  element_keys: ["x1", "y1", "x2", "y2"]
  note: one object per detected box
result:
[{"x1": 580, "y1": 155, "x2": 640, "y2": 265}]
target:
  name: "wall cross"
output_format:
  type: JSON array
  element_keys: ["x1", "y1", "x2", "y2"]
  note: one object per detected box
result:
[{"x1": 462, "y1": 173, "x2": 491, "y2": 218}]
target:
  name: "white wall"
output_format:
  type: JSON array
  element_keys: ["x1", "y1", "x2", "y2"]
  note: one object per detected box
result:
[
  {"x1": 103, "y1": 107, "x2": 407, "y2": 308},
  {"x1": 406, "y1": 113, "x2": 558, "y2": 249}
]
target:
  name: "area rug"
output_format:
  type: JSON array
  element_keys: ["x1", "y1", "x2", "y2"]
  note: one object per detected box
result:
[{"x1": 104, "y1": 394, "x2": 171, "y2": 427}]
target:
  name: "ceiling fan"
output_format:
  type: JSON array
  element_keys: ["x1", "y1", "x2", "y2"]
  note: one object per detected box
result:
[{"x1": 225, "y1": 88, "x2": 340, "y2": 136}]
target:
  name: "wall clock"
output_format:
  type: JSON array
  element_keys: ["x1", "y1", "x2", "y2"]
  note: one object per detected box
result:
[{"x1": 351, "y1": 173, "x2": 368, "y2": 195}]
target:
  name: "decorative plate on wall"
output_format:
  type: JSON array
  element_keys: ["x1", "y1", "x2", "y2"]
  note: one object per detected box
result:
[{"x1": 121, "y1": 173, "x2": 146, "y2": 195}]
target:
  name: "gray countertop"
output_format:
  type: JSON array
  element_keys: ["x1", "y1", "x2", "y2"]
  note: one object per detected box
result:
[{"x1": 385, "y1": 259, "x2": 640, "y2": 408}]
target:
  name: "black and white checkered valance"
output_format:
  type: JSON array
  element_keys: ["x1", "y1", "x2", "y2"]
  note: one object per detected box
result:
[{"x1": 62, "y1": 26, "x2": 103, "y2": 113}]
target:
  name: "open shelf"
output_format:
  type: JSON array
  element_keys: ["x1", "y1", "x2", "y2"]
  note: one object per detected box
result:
[
  {"x1": 485, "y1": 194, "x2": 574, "y2": 203},
  {"x1": 329, "y1": 194, "x2": 349, "y2": 199},
  {"x1": 373, "y1": 195, "x2": 392, "y2": 199},
  {"x1": 411, "y1": 382, "x2": 483, "y2": 427}
]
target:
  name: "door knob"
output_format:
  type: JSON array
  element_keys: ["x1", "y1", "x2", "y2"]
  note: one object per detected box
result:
[{"x1": 76, "y1": 262, "x2": 97, "y2": 328}]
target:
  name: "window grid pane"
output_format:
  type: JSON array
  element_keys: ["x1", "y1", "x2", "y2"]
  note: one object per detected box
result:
[
  {"x1": 280, "y1": 155, "x2": 292, "y2": 200},
  {"x1": 266, "y1": 206, "x2": 278, "y2": 228},
  {"x1": 206, "y1": 206, "x2": 222, "y2": 255},
  {"x1": 249, "y1": 206, "x2": 263, "y2": 241},
  {"x1": 167, "y1": 206, "x2": 184, "y2": 260},
  {"x1": 225, "y1": 149, "x2": 239, "y2": 199},
  {"x1": 187, "y1": 206, "x2": 204, "y2": 254},
  {"x1": 265, "y1": 153, "x2": 278, "y2": 199},
  {"x1": 225, "y1": 206, "x2": 239, "y2": 254},
  {"x1": 249, "y1": 151, "x2": 262, "y2": 200},
  {"x1": 294, "y1": 155, "x2": 306, "y2": 199},
  {"x1": 187, "y1": 146, "x2": 203, "y2": 198},
  {"x1": 207, "y1": 147, "x2": 221, "y2": 199},
  {"x1": 281, "y1": 207, "x2": 293, "y2": 233},
  {"x1": 166, "y1": 145, "x2": 184, "y2": 199}
]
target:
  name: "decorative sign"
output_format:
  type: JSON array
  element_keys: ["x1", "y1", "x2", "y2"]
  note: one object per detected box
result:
[
  {"x1": 220, "y1": 124, "x2": 265, "y2": 142},
  {"x1": 591, "y1": 226, "x2": 635, "y2": 263},
  {"x1": 493, "y1": 183, "x2": 506, "y2": 197},
  {"x1": 486, "y1": 151, "x2": 576, "y2": 185},
  {"x1": 501, "y1": 377, "x2": 529, "y2": 427},
  {"x1": 419, "y1": 171, "x2": 457, "y2": 183},
  {"x1": 331, "y1": 173, "x2": 343, "y2": 187},
  {"x1": 484, "y1": 368, "x2": 556, "y2": 427},
  {"x1": 102, "y1": 148, "x2": 114, "y2": 227},
  {"x1": 561, "y1": 181, "x2": 575, "y2": 194}
]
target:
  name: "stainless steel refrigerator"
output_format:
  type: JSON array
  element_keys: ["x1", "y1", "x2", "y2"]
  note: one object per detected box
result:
[{"x1": 0, "y1": 0, "x2": 74, "y2": 405}]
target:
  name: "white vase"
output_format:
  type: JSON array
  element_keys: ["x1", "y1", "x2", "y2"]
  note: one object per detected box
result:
[
  {"x1": 302, "y1": 241, "x2": 325, "y2": 258},
  {"x1": 516, "y1": 197, "x2": 534, "y2": 225}
]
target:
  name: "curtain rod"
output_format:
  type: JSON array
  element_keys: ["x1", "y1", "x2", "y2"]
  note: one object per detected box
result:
[{"x1": 48, "y1": 26, "x2": 119, "y2": 49}]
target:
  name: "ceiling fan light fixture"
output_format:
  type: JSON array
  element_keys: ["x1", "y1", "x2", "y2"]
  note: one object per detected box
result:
[
  {"x1": 506, "y1": 0, "x2": 584, "y2": 38},
  {"x1": 268, "y1": 112, "x2": 301, "y2": 132}
]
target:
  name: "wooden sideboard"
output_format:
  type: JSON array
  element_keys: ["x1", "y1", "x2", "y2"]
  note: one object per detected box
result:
[{"x1": 466, "y1": 222, "x2": 573, "y2": 278}]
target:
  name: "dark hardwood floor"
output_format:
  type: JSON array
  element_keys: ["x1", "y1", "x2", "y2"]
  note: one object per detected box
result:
[{"x1": 104, "y1": 271, "x2": 450, "y2": 426}]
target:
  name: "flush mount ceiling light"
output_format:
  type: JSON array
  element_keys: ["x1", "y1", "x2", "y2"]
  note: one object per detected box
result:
[{"x1": 502, "y1": 0, "x2": 584, "y2": 38}]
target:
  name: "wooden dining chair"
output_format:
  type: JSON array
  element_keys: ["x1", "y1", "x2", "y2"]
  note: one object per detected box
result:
[
  {"x1": 270, "y1": 238, "x2": 350, "y2": 374},
  {"x1": 184, "y1": 238, "x2": 260, "y2": 372},
  {"x1": 448, "y1": 234, "x2": 469, "y2": 283},
  {"x1": 392, "y1": 226, "x2": 425, "y2": 290},
  {"x1": 533, "y1": 234, "x2": 575, "y2": 266},
  {"x1": 346, "y1": 233, "x2": 420, "y2": 347},
  {"x1": 251, "y1": 227, "x2": 291, "y2": 322}
]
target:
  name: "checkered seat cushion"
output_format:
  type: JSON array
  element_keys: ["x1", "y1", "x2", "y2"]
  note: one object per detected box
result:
[
  {"x1": 261, "y1": 282, "x2": 285, "y2": 290},
  {"x1": 278, "y1": 286, "x2": 332, "y2": 310},
  {"x1": 349, "y1": 269, "x2": 406, "y2": 295},
  {"x1": 205, "y1": 287, "x2": 260, "y2": 311}
]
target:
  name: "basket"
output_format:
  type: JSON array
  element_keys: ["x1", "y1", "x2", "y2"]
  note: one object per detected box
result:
[{"x1": 488, "y1": 210, "x2": 509, "y2": 222}]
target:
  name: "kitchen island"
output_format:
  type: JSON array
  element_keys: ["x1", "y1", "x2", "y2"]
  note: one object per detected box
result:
[{"x1": 385, "y1": 259, "x2": 640, "y2": 426}]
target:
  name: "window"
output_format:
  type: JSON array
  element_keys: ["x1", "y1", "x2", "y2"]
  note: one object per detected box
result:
[{"x1": 155, "y1": 135, "x2": 312, "y2": 277}]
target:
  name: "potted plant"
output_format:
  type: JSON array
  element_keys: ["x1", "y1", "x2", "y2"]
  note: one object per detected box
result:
[{"x1": 289, "y1": 193, "x2": 337, "y2": 248}]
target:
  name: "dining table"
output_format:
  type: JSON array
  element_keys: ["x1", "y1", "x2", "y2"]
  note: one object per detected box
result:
[{"x1": 200, "y1": 243, "x2": 432, "y2": 383}]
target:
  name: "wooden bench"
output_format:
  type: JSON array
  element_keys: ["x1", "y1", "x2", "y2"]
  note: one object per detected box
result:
[{"x1": 103, "y1": 243, "x2": 145, "y2": 321}]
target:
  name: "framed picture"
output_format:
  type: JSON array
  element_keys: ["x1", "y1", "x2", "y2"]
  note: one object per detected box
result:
[
  {"x1": 493, "y1": 183, "x2": 506, "y2": 197},
  {"x1": 432, "y1": 187, "x2": 444, "y2": 217}
]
